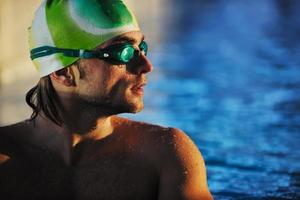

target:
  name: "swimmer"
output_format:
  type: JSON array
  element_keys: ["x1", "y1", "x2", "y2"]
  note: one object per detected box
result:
[{"x1": 0, "y1": 0, "x2": 213, "y2": 199}]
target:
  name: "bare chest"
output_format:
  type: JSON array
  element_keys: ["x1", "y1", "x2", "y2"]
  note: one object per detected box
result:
[
  {"x1": 0, "y1": 153, "x2": 158, "y2": 200},
  {"x1": 72, "y1": 155, "x2": 158, "y2": 200}
]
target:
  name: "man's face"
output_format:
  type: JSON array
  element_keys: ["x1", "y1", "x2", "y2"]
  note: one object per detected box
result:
[{"x1": 74, "y1": 31, "x2": 153, "y2": 114}]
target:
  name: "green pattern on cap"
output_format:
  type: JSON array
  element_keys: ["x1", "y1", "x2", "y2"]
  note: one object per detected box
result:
[{"x1": 74, "y1": 0, "x2": 133, "y2": 28}]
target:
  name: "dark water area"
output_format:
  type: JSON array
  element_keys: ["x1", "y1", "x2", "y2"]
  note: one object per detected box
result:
[{"x1": 124, "y1": 0, "x2": 300, "y2": 199}]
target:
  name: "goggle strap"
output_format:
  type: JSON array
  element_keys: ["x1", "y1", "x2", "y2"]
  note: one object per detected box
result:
[
  {"x1": 30, "y1": 46, "x2": 58, "y2": 60},
  {"x1": 30, "y1": 46, "x2": 107, "y2": 60}
]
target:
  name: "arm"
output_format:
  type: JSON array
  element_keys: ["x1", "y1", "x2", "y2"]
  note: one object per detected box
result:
[{"x1": 157, "y1": 128, "x2": 213, "y2": 200}]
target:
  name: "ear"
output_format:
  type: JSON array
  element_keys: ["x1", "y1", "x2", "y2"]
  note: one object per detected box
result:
[{"x1": 50, "y1": 67, "x2": 75, "y2": 87}]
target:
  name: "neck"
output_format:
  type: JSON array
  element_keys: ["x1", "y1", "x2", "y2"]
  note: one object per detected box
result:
[
  {"x1": 62, "y1": 107, "x2": 114, "y2": 139},
  {"x1": 38, "y1": 111, "x2": 114, "y2": 140},
  {"x1": 54, "y1": 93, "x2": 118, "y2": 140},
  {"x1": 31, "y1": 109, "x2": 115, "y2": 165}
]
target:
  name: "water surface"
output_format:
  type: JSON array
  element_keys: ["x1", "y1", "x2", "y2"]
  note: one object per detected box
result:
[{"x1": 125, "y1": 0, "x2": 300, "y2": 199}]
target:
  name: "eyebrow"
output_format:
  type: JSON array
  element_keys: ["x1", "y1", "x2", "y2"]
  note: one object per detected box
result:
[
  {"x1": 112, "y1": 36, "x2": 136, "y2": 44},
  {"x1": 109, "y1": 35, "x2": 145, "y2": 46},
  {"x1": 95, "y1": 35, "x2": 145, "y2": 50}
]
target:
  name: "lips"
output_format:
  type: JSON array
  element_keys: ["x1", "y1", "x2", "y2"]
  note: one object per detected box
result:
[{"x1": 131, "y1": 82, "x2": 146, "y2": 95}]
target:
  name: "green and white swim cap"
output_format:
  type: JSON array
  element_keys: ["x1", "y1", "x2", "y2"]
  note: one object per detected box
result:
[{"x1": 29, "y1": 0, "x2": 140, "y2": 77}]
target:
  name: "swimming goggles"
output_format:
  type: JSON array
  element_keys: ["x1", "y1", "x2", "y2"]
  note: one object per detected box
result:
[{"x1": 30, "y1": 41, "x2": 148, "y2": 64}]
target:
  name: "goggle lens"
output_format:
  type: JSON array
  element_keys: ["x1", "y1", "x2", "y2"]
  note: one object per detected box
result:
[
  {"x1": 139, "y1": 41, "x2": 148, "y2": 56},
  {"x1": 116, "y1": 41, "x2": 148, "y2": 63},
  {"x1": 118, "y1": 46, "x2": 135, "y2": 63}
]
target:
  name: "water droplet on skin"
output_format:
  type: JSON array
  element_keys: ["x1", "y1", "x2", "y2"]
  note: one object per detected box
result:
[
  {"x1": 162, "y1": 128, "x2": 169, "y2": 132},
  {"x1": 149, "y1": 127, "x2": 158, "y2": 133}
]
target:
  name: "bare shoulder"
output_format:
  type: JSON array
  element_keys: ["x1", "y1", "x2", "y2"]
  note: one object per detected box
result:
[
  {"x1": 115, "y1": 116, "x2": 202, "y2": 161},
  {"x1": 116, "y1": 117, "x2": 213, "y2": 199},
  {"x1": 0, "y1": 120, "x2": 31, "y2": 138},
  {"x1": 0, "y1": 121, "x2": 32, "y2": 154},
  {"x1": 123, "y1": 117, "x2": 194, "y2": 141},
  {"x1": 0, "y1": 123, "x2": 16, "y2": 148},
  {"x1": 114, "y1": 116, "x2": 175, "y2": 141},
  {"x1": 144, "y1": 125, "x2": 204, "y2": 169}
]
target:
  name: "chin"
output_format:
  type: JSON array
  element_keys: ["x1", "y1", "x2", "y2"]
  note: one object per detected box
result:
[
  {"x1": 130, "y1": 104, "x2": 144, "y2": 113},
  {"x1": 118, "y1": 92, "x2": 144, "y2": 113},
  {"x1": 124, "y1": 100, "x2": 144, "y2": 113},
  {"x1": 131, "y1": 96, "x2": 145, "y2": 112},
  {"x1": 117, "y1": 99, "x2": 144, "y2": 114}
]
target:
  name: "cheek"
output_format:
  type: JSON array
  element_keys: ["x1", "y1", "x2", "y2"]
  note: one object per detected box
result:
[
  {"x1": 90, "y1": 66, "x2": 128, "y2": 98},
  {"x1": 102, "y1": 65, "x2": 131, "y2": 90},
  {"x1": 77, "y1": 65, "x2": 105, "y2": 95},
  {"x1": 106, "y1": 75, "x2": 130, "y2": 100},
  {"x1": 77, "y1": 59, "x2": 131, "y2": 96}
]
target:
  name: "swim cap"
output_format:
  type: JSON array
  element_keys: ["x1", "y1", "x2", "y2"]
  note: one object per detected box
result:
[{"x1": 29, "y1": 0, "x2": 140, "y2": 77}]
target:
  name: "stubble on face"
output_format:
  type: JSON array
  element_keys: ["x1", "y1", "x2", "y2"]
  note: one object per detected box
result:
[{"x1": 74, "y1": 59, "x2": 145, "y2": 115}]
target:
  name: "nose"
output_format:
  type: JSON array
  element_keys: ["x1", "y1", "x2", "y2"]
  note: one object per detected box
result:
[
  {"x1": 140, "y1": 54, "x2": 153, "y2": 73},
  {"x1": 131, "y1": 54, "x2": 153, "y2": 75}
]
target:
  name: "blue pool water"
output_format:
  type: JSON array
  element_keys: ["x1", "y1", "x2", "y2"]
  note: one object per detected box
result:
[{"x1": 125, "y1": 0, "x2": 300, "y2": 199}]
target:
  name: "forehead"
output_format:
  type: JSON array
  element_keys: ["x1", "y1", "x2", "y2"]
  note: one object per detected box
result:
[{"x1": 99, "y1": 31, "x2": 145, "y2": 49}]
